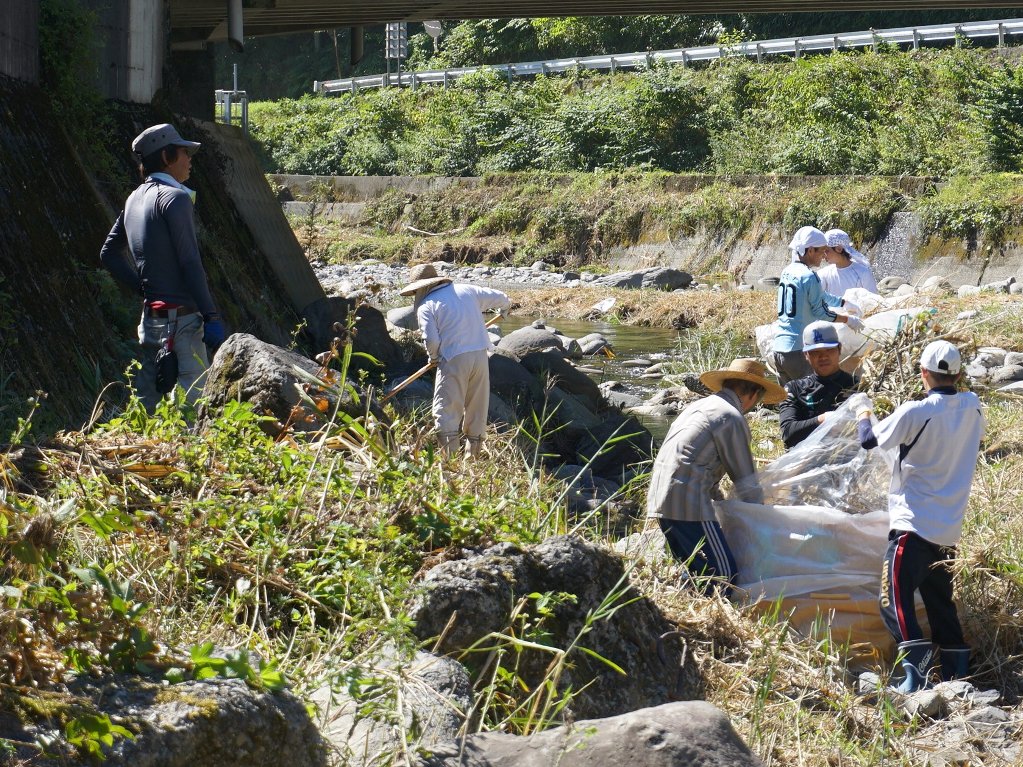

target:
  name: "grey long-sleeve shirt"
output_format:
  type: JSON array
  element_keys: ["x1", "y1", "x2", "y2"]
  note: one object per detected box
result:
[
  {"x1": 99, "y1": 178, "x2": 216, "y2": 316},
  {"x1": 646, "y1": 389, "x2": 761, "y2": 523}
]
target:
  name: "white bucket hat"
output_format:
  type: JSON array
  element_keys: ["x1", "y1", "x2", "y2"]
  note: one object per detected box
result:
[
  {"x1": 824, "y1": 229, "x2": 870, "y2": 266},
  {"x1": 789, "y1": 226, "x2": 828, "y2": 262}
]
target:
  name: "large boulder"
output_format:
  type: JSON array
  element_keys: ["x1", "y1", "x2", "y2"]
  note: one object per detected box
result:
[
  {"x1": 420, "y1": 701, "x2": 761, "y2": 767},
  {"x1": 572, "y1": 413, "x2": 654, "y2": 480},
  {"x1": 592, "y1": 268, "x2": 693, "y2": 291},
  {"x1": 4, "y1": 676, "x2": 327, "y2": 767},
  {"x1": 386, "y1": 305, "x2": 419, "y2": 331},
  {"x1": 488, "y1": 354, "x2": 544, "y2": 417},
  {"x1": 198, "y1": 333, "x2": 377, "y2": 436},
  {"x1": 312, "y1": 650, "x2": 472, "y2": 767},
  {"x1": 408, "y1": 536, "x2": 702, "y2": 720},
  {"x1": 497, "y1": 327, "x2": 567, "y2": 358},
  {"x1": 519, "y1": 350, "x2": 604, "y2": 412},
  {"x1": 305, "y1": 296, "x2": 406, "y2": 375}
]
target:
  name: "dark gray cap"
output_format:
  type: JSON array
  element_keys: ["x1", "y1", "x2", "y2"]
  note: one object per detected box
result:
[{"x1": 131, "y1": 123, "x2": 201, "y2": 157}]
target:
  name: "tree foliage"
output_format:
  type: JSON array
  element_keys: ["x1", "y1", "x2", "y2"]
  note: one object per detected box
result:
[{"x1": 250, "y1": 46, "x2": 1023, "y2": 177}]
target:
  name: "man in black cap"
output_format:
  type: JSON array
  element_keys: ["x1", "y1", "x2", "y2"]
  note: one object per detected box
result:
[{"x1": 100, "y1": 123, "x2": 225, "y2": 411}]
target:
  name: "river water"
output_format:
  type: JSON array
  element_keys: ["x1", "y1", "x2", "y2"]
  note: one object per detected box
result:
[{"x1": 500, "y1": 316, "x2": 685, "y2": 439}]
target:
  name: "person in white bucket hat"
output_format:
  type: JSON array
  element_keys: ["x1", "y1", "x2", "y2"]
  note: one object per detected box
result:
[
  {"x1": 856, "y1": 340, "x2": 984, "y2": 694},
  {"x1": 771, "y1": 226, "x2": 863, "y2": 386},
  {"x1": 399, "y1": 264, "x2": 510, "y2": 459},
  {"x1": 819, "y1": 228, "x2": 879, "y2": 296}
]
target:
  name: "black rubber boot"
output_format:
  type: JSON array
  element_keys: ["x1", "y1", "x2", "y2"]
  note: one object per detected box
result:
[{"x1": 940, "y1": 647, "x2": 970, "y2": 682}]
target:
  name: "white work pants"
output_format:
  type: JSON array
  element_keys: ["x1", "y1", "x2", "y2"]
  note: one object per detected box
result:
[{"x1": 433, "y1": 349, "x2": 489, "y2": 440}]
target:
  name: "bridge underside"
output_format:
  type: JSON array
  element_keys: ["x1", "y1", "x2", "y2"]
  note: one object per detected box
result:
[{"x1": 170, "y1": 0, "x2": 1023, "y2": 43}]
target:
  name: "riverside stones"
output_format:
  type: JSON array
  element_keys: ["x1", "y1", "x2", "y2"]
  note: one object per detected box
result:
[
  {"x1": 419, "y1": 701, "x2": 761, "y2": 767},
  {"x1": 312, "y1": 650, "x2": 472, "y2": 767},
  {"x1": 591, "y1": 267, "x2": 693, "y2": 291},
  {"x1": 5, "y1": 677, "x2": 327, "y2": 767},
  {"x1": 408, "y1": 536, "x2": 703, "y2": 720},
  {"x1": 198, "y1": 333, "x2": 378, "y2": 437}
]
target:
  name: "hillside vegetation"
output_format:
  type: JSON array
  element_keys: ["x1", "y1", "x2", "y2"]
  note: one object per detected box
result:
[{"x1": 251, "y1": 45, "x2": 1023, "y2": 177}]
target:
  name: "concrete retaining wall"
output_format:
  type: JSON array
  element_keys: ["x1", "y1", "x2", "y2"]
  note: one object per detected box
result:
[{"x1": 0, "y1": 1, "x2": 38, "y2": 83}]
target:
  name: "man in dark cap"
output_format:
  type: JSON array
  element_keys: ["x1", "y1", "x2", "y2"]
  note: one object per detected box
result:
[{"x1": 100, "y1": 123, "x2": 226, "y2": 411}]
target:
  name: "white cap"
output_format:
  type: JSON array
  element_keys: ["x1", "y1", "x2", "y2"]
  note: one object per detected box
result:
[
  {"x1": 788, "y1": 226, "x2": 827, "y2": 259},
  {"x1": 802, "y1": 321, "x2": 840, "y2": 351},
  {"x1": 920, "y1": 340, "x2": 961, "y2": 375}
]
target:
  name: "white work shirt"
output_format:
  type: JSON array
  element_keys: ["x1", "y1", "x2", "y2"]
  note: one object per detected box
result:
[
  {"x1": 818, "y1": 261, "x2": 879, "y2": 297},
  {"x1": 416, "y1": 283, "x2": 510, "y2": 362},
  {"x1": 874, "y1": 389, "x2": 984, "y2": 546}
]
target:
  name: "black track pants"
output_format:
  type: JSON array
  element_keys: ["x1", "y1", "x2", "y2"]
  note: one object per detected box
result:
[{"x1": 879, "y1": 530, "x2": 965, "y2": 647}]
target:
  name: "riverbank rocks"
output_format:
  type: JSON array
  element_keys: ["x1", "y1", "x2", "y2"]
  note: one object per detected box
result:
[
  {"x1": 419, "y1": 701, "x2": 761, "y2": 767},
  {"x1": 3, "y1": 676, "x2": 327, "y2": 767},
  {"x1": 408, "y1": 536, "x2": 702, "y2": 720},
  {"x1": 311, "y1": 650, "x2": 472, "y2": 766},
  {"x1": 592, "y1": 267, "x2": 693, "y2": 291},
  {"x1": 198, "y1": 333, "x2": 378, "y2": 437},
  {"x1": 964, "y1": 346, "x2": 1023, "y2": 386},
  {"x1": 497, "y1": 326, "x2": 568, "y2": 358}
]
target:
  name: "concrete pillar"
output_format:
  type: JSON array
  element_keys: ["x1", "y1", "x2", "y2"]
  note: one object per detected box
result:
[
  {"x1": 0, "y1": 0, "x2": 39, "y2": 83},
  {"x1": 88, "y1": 0, "x2": 163, "y2": 103}
]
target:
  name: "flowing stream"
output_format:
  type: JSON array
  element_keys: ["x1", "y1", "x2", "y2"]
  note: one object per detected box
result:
[{"x1": 500, "y1": 316, "x2": 686, "y2": 439}]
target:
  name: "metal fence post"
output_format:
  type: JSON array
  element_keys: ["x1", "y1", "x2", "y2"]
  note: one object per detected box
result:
[
  {"x1": 912, "y1": 29, "x2": 920, "y2": 50},
  {"x1": 999, "y1": 23, "x2": 1006, "y2": 48},
  {"x1": 756, "y1": 43, "x2": 763, "y2": 63}
]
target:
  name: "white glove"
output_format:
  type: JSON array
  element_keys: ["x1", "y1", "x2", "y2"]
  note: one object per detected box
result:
[
  {"x1": 845, "y1": 315, "x2": 864, "y2": 332},
  {"x1": 846, "y1": 392, "x2": 873, "y2": 420},
  {"x1": 498, "y1": 306, "x2": 510, "y2": 319},
  {"x1": 842, "y1": 299, "x2": 862, "y2": 317}
]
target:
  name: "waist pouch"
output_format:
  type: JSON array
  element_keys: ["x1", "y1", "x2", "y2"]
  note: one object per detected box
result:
[{"x1": 154, "y1": 311, "x2": 179, "y2": 394}]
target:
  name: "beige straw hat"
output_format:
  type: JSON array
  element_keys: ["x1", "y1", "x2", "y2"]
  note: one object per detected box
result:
[
  {"x1": 699, "y1": 358, "x2": 787, "y2": 405},
  {"x1": 398, "y1": 264, "x2": 452, "y2": 297}
]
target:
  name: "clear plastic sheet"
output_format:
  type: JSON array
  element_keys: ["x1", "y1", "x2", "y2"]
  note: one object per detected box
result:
[{"x1": 718, "y1": 394, "x2": 893, "y2": 607}]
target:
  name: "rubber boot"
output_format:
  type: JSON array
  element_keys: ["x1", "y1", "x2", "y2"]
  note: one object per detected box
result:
[
  {"x1": 438, "y1": 431, "x2": 460, "y2": 459},
  {"x1": 940, "y1": 647, "x2": 970, "y2": 682},
  {"x1": 466, "y1": 436, "x2": 483, "y2": 460},
  {"x1": 893, "y1": 639, "x2": 935, "y2": 693}
]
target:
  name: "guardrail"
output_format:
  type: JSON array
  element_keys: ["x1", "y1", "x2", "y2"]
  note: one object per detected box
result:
[{"x1": 314, "y1": 17, "x2": 1023, "y2": 94}]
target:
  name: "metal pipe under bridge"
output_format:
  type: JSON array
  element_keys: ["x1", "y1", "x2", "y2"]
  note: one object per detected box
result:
[{"x1": 315, "y1": 17, "x2": 1023, "y2": 94}]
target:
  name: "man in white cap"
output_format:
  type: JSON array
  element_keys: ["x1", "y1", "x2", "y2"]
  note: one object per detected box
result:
[
  {"x1": 399, "y1": 264, "x2": 510, "y2": 459},
  {"x1": 778, "y1": 320, "x2": 856, "y2": 449},
  {"x1": 646, "y1": 358, "x2": 787, "y2": 596},
  {"x1": 100, "y1": 123, "x2": 225, "y2": 412},
  {"x1": 856, "y1": 340, "x2": 984, "y2": 692},
  {"x1": 772, "y1": 225, "x2": 863, "y2": 386},
  {"x1": 819, "y1": 228, "x2": 879, "y2": 296}
]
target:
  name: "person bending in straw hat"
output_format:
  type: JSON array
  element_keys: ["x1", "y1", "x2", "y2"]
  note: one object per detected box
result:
[
  {"x1": 856, "y1": 341, "x2": 983, "y2": 693},
  {"x1": 778, "y1": 321, "x2": 856, "y2": 449},
  {"x1": 819, "y1": 228, "x2": 879, "y2": 297},
  {"x1": 772, "y1": 226, "x2": 864, "y2": 386},
  {"x1": 399, "y1": 264, "x2": 510, "y2": 459},
  {"x1": 646, "y1": 358, "x2": 786, "y2": 596}
]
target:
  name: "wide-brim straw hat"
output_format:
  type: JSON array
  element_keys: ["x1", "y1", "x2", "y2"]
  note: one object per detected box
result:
[
  {"x1": 399, "y1": 263, "x2": 452, "y2": 297},
  {"x1": 700, "y1": 358, "x2": 788, "y2": 405}
]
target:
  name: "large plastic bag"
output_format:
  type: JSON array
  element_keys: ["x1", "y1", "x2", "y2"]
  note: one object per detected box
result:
[{"x1": 722, "y1": 394, "x2": 890, "y2": 599}]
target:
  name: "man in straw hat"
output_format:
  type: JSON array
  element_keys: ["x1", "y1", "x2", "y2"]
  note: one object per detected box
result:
[
  {"x1": 100, "y1": 123, "x2": 226, "y2": 412},
  {"x1": 856, "y1": 340, "x2": 983, "y2": 693},
  {"x1": 773, "y1": 225, "x2": 864, "y2": 386},
  {"x1": 399, "y1": 264, "x2": 510, "y2": 459},
  {"x1": 646, "y1": 358, "x2": 786, "y2": 596}
]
